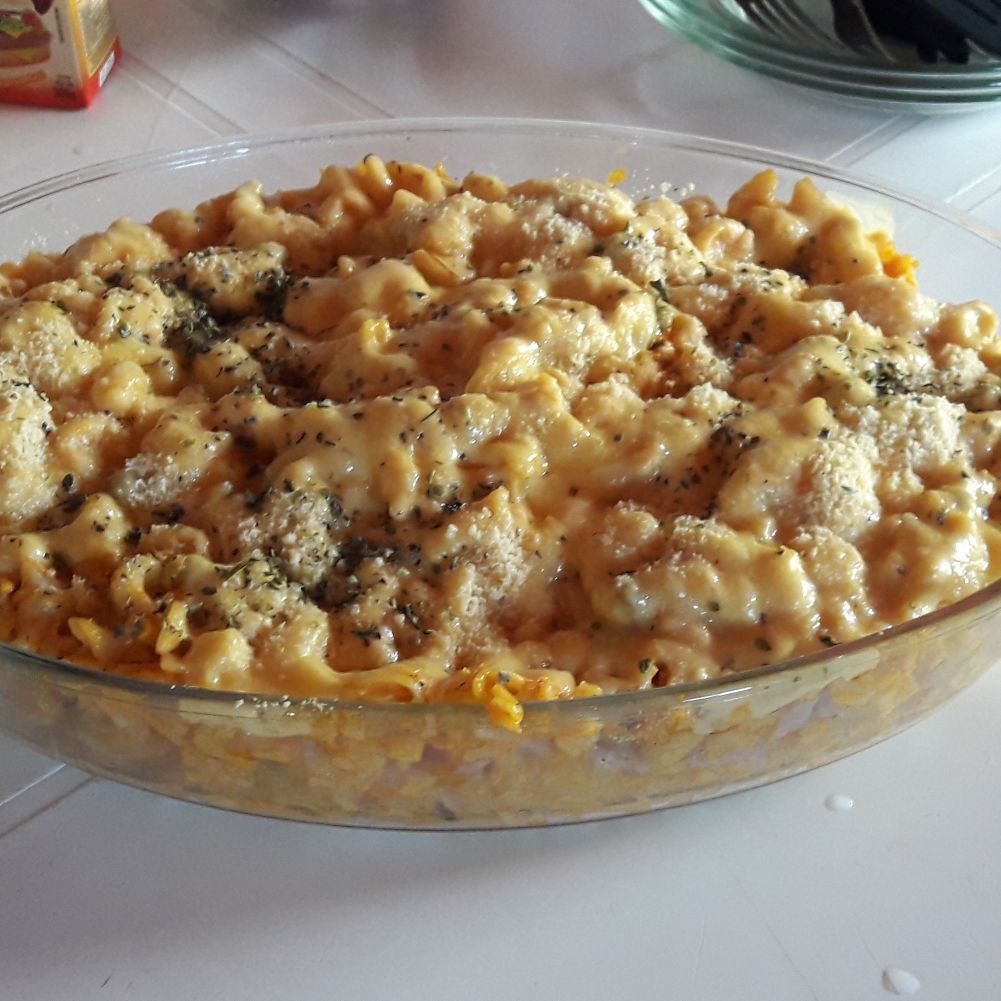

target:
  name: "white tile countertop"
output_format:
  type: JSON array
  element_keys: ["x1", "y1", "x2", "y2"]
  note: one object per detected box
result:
[{"x1": 2, "y1": 1, "x2": 1001, "y2": 998}]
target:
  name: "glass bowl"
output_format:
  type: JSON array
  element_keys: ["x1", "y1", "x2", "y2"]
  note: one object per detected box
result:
[
  {"x1": 2, "y1": 118, "x2": 1001, "y2": 830},
  {"x1": 636, "y1": 0, "x2": 1001, "y2": 113}
]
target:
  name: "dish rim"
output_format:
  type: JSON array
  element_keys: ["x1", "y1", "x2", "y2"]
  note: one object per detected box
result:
[{"x1": 4, "y1": 114, "x2": 1001, "y2": 721}]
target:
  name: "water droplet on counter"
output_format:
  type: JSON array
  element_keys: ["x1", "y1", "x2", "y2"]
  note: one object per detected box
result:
[
  {"x1": 825, "y1": 793, "x2": 854, "y2": 811},
  {"x1": 882, "y1": 967, "x2": 921, "y2": 995}
]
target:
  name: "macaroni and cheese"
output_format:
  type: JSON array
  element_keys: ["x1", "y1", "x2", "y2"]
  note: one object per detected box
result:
[{"x1": 2, "y1": 157, "x2": 1000, "y2": 732}]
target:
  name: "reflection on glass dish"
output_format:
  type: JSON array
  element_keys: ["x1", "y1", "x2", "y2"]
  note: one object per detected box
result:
[{"x1": 637, "y1": 0, "x2": 1001, "y2": 112}]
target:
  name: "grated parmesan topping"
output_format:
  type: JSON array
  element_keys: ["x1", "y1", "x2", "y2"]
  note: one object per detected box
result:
[{"x1": 0, "y1": 158, "x2": 1000, "y2": 725}]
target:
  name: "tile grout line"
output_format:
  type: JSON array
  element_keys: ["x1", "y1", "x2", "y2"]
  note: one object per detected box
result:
[
  {"x1": 826, "y1": 116, "x2": 1001, "y2": 211},
  {"x1": 0, "y1": 772, "x2": 93, "y2": 840},
  {"x1": 828, "y1": 115, "x2": 927, "y2": 168},
  {"x1": 175, "y1": 0, "x2": 393, "y2": 121},
  {"x1": 949, "y1": 166, "x2": 1001, "y2": 213},
  {"x1": 0, "y1": 762, "x2": 64, "y2": 810},
  {"x1": 117, "y1": 52, "x2": 243, "y2": 137},
  {"x1": 235, "y1": 37, "x2": 392, "y2": 120},
  {"x1": 826, "y1": 117, "x2": 902, "y2": 165}
]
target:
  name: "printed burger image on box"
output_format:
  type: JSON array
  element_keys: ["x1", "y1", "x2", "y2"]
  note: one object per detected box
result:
[{"x1": 0, "y1": 0, "x2": 119, "y2": 108}]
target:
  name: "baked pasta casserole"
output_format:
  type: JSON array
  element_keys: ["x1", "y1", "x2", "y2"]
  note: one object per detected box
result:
[{"x1": 2, "y1": 157, "x2": 1000, "y2": 731}]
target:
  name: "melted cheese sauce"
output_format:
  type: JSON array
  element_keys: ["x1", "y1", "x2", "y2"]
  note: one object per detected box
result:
[{"x1": 2, "y1": 158, "x2": 1001, "y2": 729}]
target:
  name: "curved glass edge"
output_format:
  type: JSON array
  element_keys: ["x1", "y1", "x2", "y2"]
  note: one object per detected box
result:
[
  {"x1": 3, "y1": 571, "x2": 1001, "y2": 722},
  {"x1": 2, "y1": 611, "x2": 989, "y2": 827},
  {"x1": 683, "y1": 20, "x2": 1001, "y2": 97},
  {"x1": 25, "y1": 711, "x2": 946, "y2": 831},
  {"x1": 638, "y1": 0, "x2": 1001, "y2": 110},
  {"x1": 2, "y1": 116, "x2": 1001, "y2": 721},
  {"x1": 639, "y1": 0, "x2": 1001, "y2": 84},
  {"x1": 5, "y1": 116, "x2": 1001, "y2": 249},
  {"x1": 693, "y1": 0, "x2": 1001, "y2": 77}
]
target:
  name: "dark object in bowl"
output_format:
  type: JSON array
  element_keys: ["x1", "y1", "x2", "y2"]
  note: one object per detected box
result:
[{"x1": 857, "y1": 0, "x2": 972, "y2": 63}]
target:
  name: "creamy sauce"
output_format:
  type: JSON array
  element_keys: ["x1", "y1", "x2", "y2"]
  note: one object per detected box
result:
[{"x1": 1, "y1": 158, "x2": 1000, "y2": 729}]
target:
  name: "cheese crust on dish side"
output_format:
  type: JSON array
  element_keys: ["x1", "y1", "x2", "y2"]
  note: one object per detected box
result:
[{"x1": 2, "y1": 157, "x2": 1000, "y2": 730}]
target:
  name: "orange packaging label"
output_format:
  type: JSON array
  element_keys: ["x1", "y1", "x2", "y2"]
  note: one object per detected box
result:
[{"x1": 0, "y1": 0, "x2": 119, "y2": 109}]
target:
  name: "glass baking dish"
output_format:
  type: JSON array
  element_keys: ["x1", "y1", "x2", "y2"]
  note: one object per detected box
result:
[{"x1": 1, "y1": 118, "x2": 1000, "y2": 829}]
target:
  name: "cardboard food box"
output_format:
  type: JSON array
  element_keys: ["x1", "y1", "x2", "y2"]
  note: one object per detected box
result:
[{"x1": 0, "y1": 0, "x2": 119, "y2": 109}]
